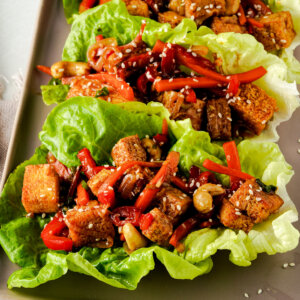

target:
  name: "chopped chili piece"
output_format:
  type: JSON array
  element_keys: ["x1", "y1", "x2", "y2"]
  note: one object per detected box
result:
[
  {"x1": 247, "y1": 0, "x2": 272, "y2": 15},
  {"x1": 202, "y1": 159, "x2": 254, "y2": 180},
  {"x1": 247, "y1": 18, "x2": 264, "y2": 28},
  {"x1": 236, "y1": 66, "x2": 267, "y2": 83},
  {"x1": 183, "y1": 88, "x2": 197, "y2": 103},
  {"x1": 95, "y1": 34, "x2": 104, "y2": 42},
  {"x1": 111, "y1": 206, "x2": 142, "y2": 227},
  {"x1": 67, "y1": 166, "x2": 81, "y2": 200},
  {"x1": 198, "y1": 171, "x2": 217, "y2": 186},
  {"x1": 238, "y1": 4, "x2": 247, "y2": 25},
  {"x1": 139, "y1": 213, "x2": 154, "y2": 231},
  {"x1": 47, "y1": 152, "x2": 72, "y2": 181},
  {"x1": 171, "y1": 176, "x2": 190, "y2": 194},
  {"x1": 37, "y1": 65, "x2": 52, "y2": 76},
  {"x1": 135, "y1": 151, "x2": 180, "y2": 212},
  {"x1": 137, "y1": 73, "x2": 148, "y2": 94},
  {"x1": 41, "y1": 211, "x2": 73, "y2": 251},
  {"x1": 153, "y1": 134, "x2": 168, "y2": 145},
  {"x1": 161, "y1": 44, "x2": 176, "y2": 76},
  {"x1": 77, "y1": 148, "x2": 97, "y2": 179},
  {"x1": 227, "y1": 75, "x2": 240, "y2": 96},
  {"x1": 162, "y1": 119, "x2": 168, "y2": 136}
]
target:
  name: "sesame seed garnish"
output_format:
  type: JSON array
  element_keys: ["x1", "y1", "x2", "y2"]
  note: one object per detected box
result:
[
  {"x1": 257, "y1": 289, "x2": 263, "y2": 295},
  {"x1": 244, "y1": 292, "x2": 249, "y2": 298},
  {"x1": 282, "y1": 263, "x2": 289, "y2": 268},
  {"x1": 289, "y1": 262, "x2": 295, "y2": 267},
  {"x1": 42, "y1": 213, "x2": 46, "y2": 218},
  {"x1": 218, "y1": 112, "x2": 222, "y2": 118},
  {"x1": 297, "y1": 149, "x2": 300, "y2": 154}
]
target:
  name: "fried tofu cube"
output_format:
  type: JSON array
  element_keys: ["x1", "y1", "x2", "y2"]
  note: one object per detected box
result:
[
  {"x1": 142, "y1": 208, "x2": 173, "y2": 246},
  {"x1": 158, "y1": 11, "x2": 184, "y2": 28},
  {"x1": 111, "y1": 135, "x2": 147, "y2": 166},
  {"x1": 211, "y1": 16, "x2": 247, "y2": 34},
  {"x1": 206, "y1": 98, "x2": 232, "y2": 140},
  {"x1": 125, "y1": 0, "x2": 150, "y2": 17},
  {"x1": 229, "y1": 83, "x2": 277, "y2": 135},
  {"x1": 169, "y1": 0, "x2": 186, "y2": 16},
  {"x1": 154, "y1": 186, "x2": 192, "y2": 224},
  {"x1": 229, "y1": 179, "x2": 284, "y2": 224},
  {"x1": 22, "y1": 164, "x2": 60, "y2": 213},
  {"x1": 87, "y1": 169, "x2": 114, "y2": 196},
  {"x1": 253, "y1": 11, "x2": 296, "y2": 51},
  {"x1": 185, "y1": 0, "x2": 226, "y2": 26},
  {"x1": 65, "y1": 201, "x2": 115, "y2": 248},
  {"x1": 219, "y1": 199, "x2": 254, "y2": 233}
]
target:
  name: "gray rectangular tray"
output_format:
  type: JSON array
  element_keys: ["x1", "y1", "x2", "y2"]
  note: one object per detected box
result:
[{"x1": 0, "y1": 1, "x2": 299, "y2": 299}]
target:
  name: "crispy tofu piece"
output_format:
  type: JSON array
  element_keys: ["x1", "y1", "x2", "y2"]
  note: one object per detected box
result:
[
  {"x1": 158, "y1": 91, "x2": 206, "y2": 130},
  {"x1": 125, "y1": 0, "x2": 150, "y2": 17},
  {"x1": 111, "y1": 135, "x2": 147, "y2": 166},
  {"x1": 142, "y1": 208, "x2": 173, "y2": 246},
  {"x1": 87, "y1": 169, "x2": 114, "y2": 196},
  {"x1": 22, "y1": 164, "x2": 60, "y2": 213},
  {"x1": 158, "y1": 11, "x2": 185, "y2": 28},
  {"x1": 67, "y1": 77, "x2": 132, "y2": 103},
  {"x1": 229, "y1": 179, "x2": 283, "y2": 224},
  {"x1": 224, "y1": 0, "x2": 240, "y2": 15},
  {"x1": 118, "y1": 166, "x2": 153, "y2": 200},
  {"x1": 253, "y1": 11, "x2": 296, "y2": 51},
  {"x1": 154, "y1": 186, "x2": 192, "y2": 224},
  {"x1": 206, "y1": 98, "x2": 232, "y2": 140},
  {"x1": 219, "y1": 199, "x2": 254, "y2": 233},
  {"x1": 169, "y1": 0, "x2": 186, "y2": 15},
  {"x1": 229, "y1": 83, "x2": 277, "y2": 135},
  {"x1": 211, "y1": 16, "x2": 247, "y2": 34},
  {"x1": 65, "y1": 201, "x2": 115, "y2": 248},
  {"x1": 185, "y1": 0, "x2": 226, "y2": 26}
]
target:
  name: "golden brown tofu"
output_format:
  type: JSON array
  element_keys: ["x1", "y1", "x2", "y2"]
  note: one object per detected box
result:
[
  {"x1": 22, "y1": 164, "x2": 60, "y2": 213},
  {"x1": 168, "y1": 0, "x2": 186, "y2": 16},
  {"x1": 65, "y1": 201, "x2": 115, "y2": 248},
  {"x1": 229, "y1": 83, "x2": 278, "y2": 135},
  {"x1": 158, "y1": 11, "x2": 185, "y2": 28},
  {"x1": 229, "y1": 179, "x2": 284, "y2": 224},
  {"x1": 87, "y1": 169, "x2": 114, "y2": 196},
  {"x1": 224, "y1": 0, "x2": 240, "y2": 15},
  {"x1": 118, "y1": 166, "x2": 153, "y2": 200},
  {"x1": 125, "y1": 0, "x2": 150, "y2": 17},
  {"x1": 185, "y1": 0, "x2": 226, "y2": 26},
  {"x1": 252, "y1": 11, "x2": 296, "y2": 51},
  {"x1": 111, "y1": 135, "x2": 147, "y2": 166},
  {"x1": 154, "y1": 186, "x2": 192, "y2": 224},
  {"x1": 142, "y1": 208, "x2": 173, "y2": 246},
  {"x1": 211, "y1": 15, "x2": 247, "y2": 34},
  {"x1": 206, "y1": 98, "x2": 232, "y2": 140},
  {"x1": 158, "y1": 91, "x2": 206, "y2": 130},
  {"x1": 219, "y1": 199, "x2": 254, "y2": 233},
  {"x1": 67, "y1": 77, "x2": 132, "y2": 103}
]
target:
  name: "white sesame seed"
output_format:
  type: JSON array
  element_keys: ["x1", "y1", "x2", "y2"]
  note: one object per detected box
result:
[
  {"x1": 282, "y1": 263, "x2": 289, "y2": 268},
  {"x1": 218, "y1": 112, "x2": 222, "y2": 118},
  {"x1": 297, "y1": 149, "x2": 300, "y2": 154},
  {"x1": 244, "y1": 293, "x2": 249, "y2": 298},
  {"x1": 256, "y1": 197, "x2": 262, "y2": 201},
  {"x1": 88, "y1": 223, "x2": 93, "y2": 229},
  {"x1": 42, "y1": 213, "x2": 46, "y2": 218},
  {"x1": 257, "y1": 289, "x2": 263, "y2": 295},
  {"x1": 289, "y1": 262, "x2": 296, "y2": 267}
]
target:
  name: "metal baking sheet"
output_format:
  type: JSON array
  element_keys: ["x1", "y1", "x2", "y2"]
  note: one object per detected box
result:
[{"x1": 0, "y1": 1, "x2": 299, "y2": 299}]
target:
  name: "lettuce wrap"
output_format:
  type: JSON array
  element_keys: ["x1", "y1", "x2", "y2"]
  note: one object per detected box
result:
[
  {"x1": 48, "y1": 0, "x2": 300, "y2": 144},
  {"x1": 61, "y1": 0, "x2": 300, "y2": 82},
  {"x1": 0, "y1": 98, "x2": 298, "y2": 289}
]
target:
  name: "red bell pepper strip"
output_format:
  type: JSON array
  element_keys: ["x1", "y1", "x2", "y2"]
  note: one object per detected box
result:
[
  {"x1": 198, "y1": 171, "x2": 217, "y2": 186},
  {"x1": 47, "y1": 152, "x2": 72, "y2": 181},
  {"x1": 227, "y1": 75, "x2": 240, "y2": 96},
  {"x1": 77, "y1": 148, "x2": 97, "y2": 179},
  {"x1": 235, "y1": 66, "x2": 267, "y2": 83},
  {"x1": 247, "y1": 18, "x2": 264, "y2": 28},
  {"x1": 183, "y1": 88, "x2": 197, "y2": 103},
  {"x1": 223, "y1": 141, "x2": 242, "y2": 188},
  {"x1": 98, "y1": 161, "x2": 163, "y2": 207},
  {"x1": 137, "y1": 73, "x2": 148, "y2": 94},
  {"x1": 111, "y1": 206, "x2": 142, "y2": 227},
  {"x1": 169, "y1": 216, "x2": 198, "y2": 248},
  {"x1": 171, "y1": 176, "x2": 190, "y2": 194},
  {"x1": 203, "y1": 159, "x2": 254, "y2": 180},
  {"x1": 238, "y1": 4, "x2": 247, "y2": 25},
  {"x1": 161, "y1": 45, "x2": 176, "y2": 75},
  {"x1": 93, "y1": 165, "x2": 116, "y2": 173},
  {"x1": 153, "y1": 133, "x2": 168, "y2": 145},
  {"x1": 41, "y1": 211, "x2": 73, "y2": 251},
  {"x1": 247, "y1": 0, "x2": 272, "y2": 15},
  {"x1": 37, "y1": 65, "x2": 52, "y2": 76},
  {"x1": 79, "y1": 0, "x2": 97, "y2": 13},
  {"x1": 139, "y1": 213, "x2": 154, "y2": 231},
  {"x1": 85, "y1": 73, "x2": 134, "y2": 101},
  {"x1": 135, "y1": 151, "x2": 180, "y2": 212},
  {"x1": 76, "y1": 181, "x2": 90, "y2": 206},
  {"x1": 154, "y1": 77, "x2": 222, "y2": 92},
  {"x1": 95, "y1": 34, "x2": 104, "y2": 42}
]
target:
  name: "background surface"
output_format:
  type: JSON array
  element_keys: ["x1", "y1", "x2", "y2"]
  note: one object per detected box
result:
[{"x1": 0, "y1": 1, "x2": 299, "y2": 299}]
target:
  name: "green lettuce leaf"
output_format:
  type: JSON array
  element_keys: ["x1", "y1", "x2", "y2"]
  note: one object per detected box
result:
[
  {"x1": 39, "y1": 97, "x2": 163, "y2": 167},
  {"x1": 61, "y1": 0, "x2": 299, "y2": 143},
  {"x1": 62, "y1": 0, "x2": 80, "y2": 24},
  {"x1": 41, "y1": 84, "x2": 69, "y2": 105}
]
